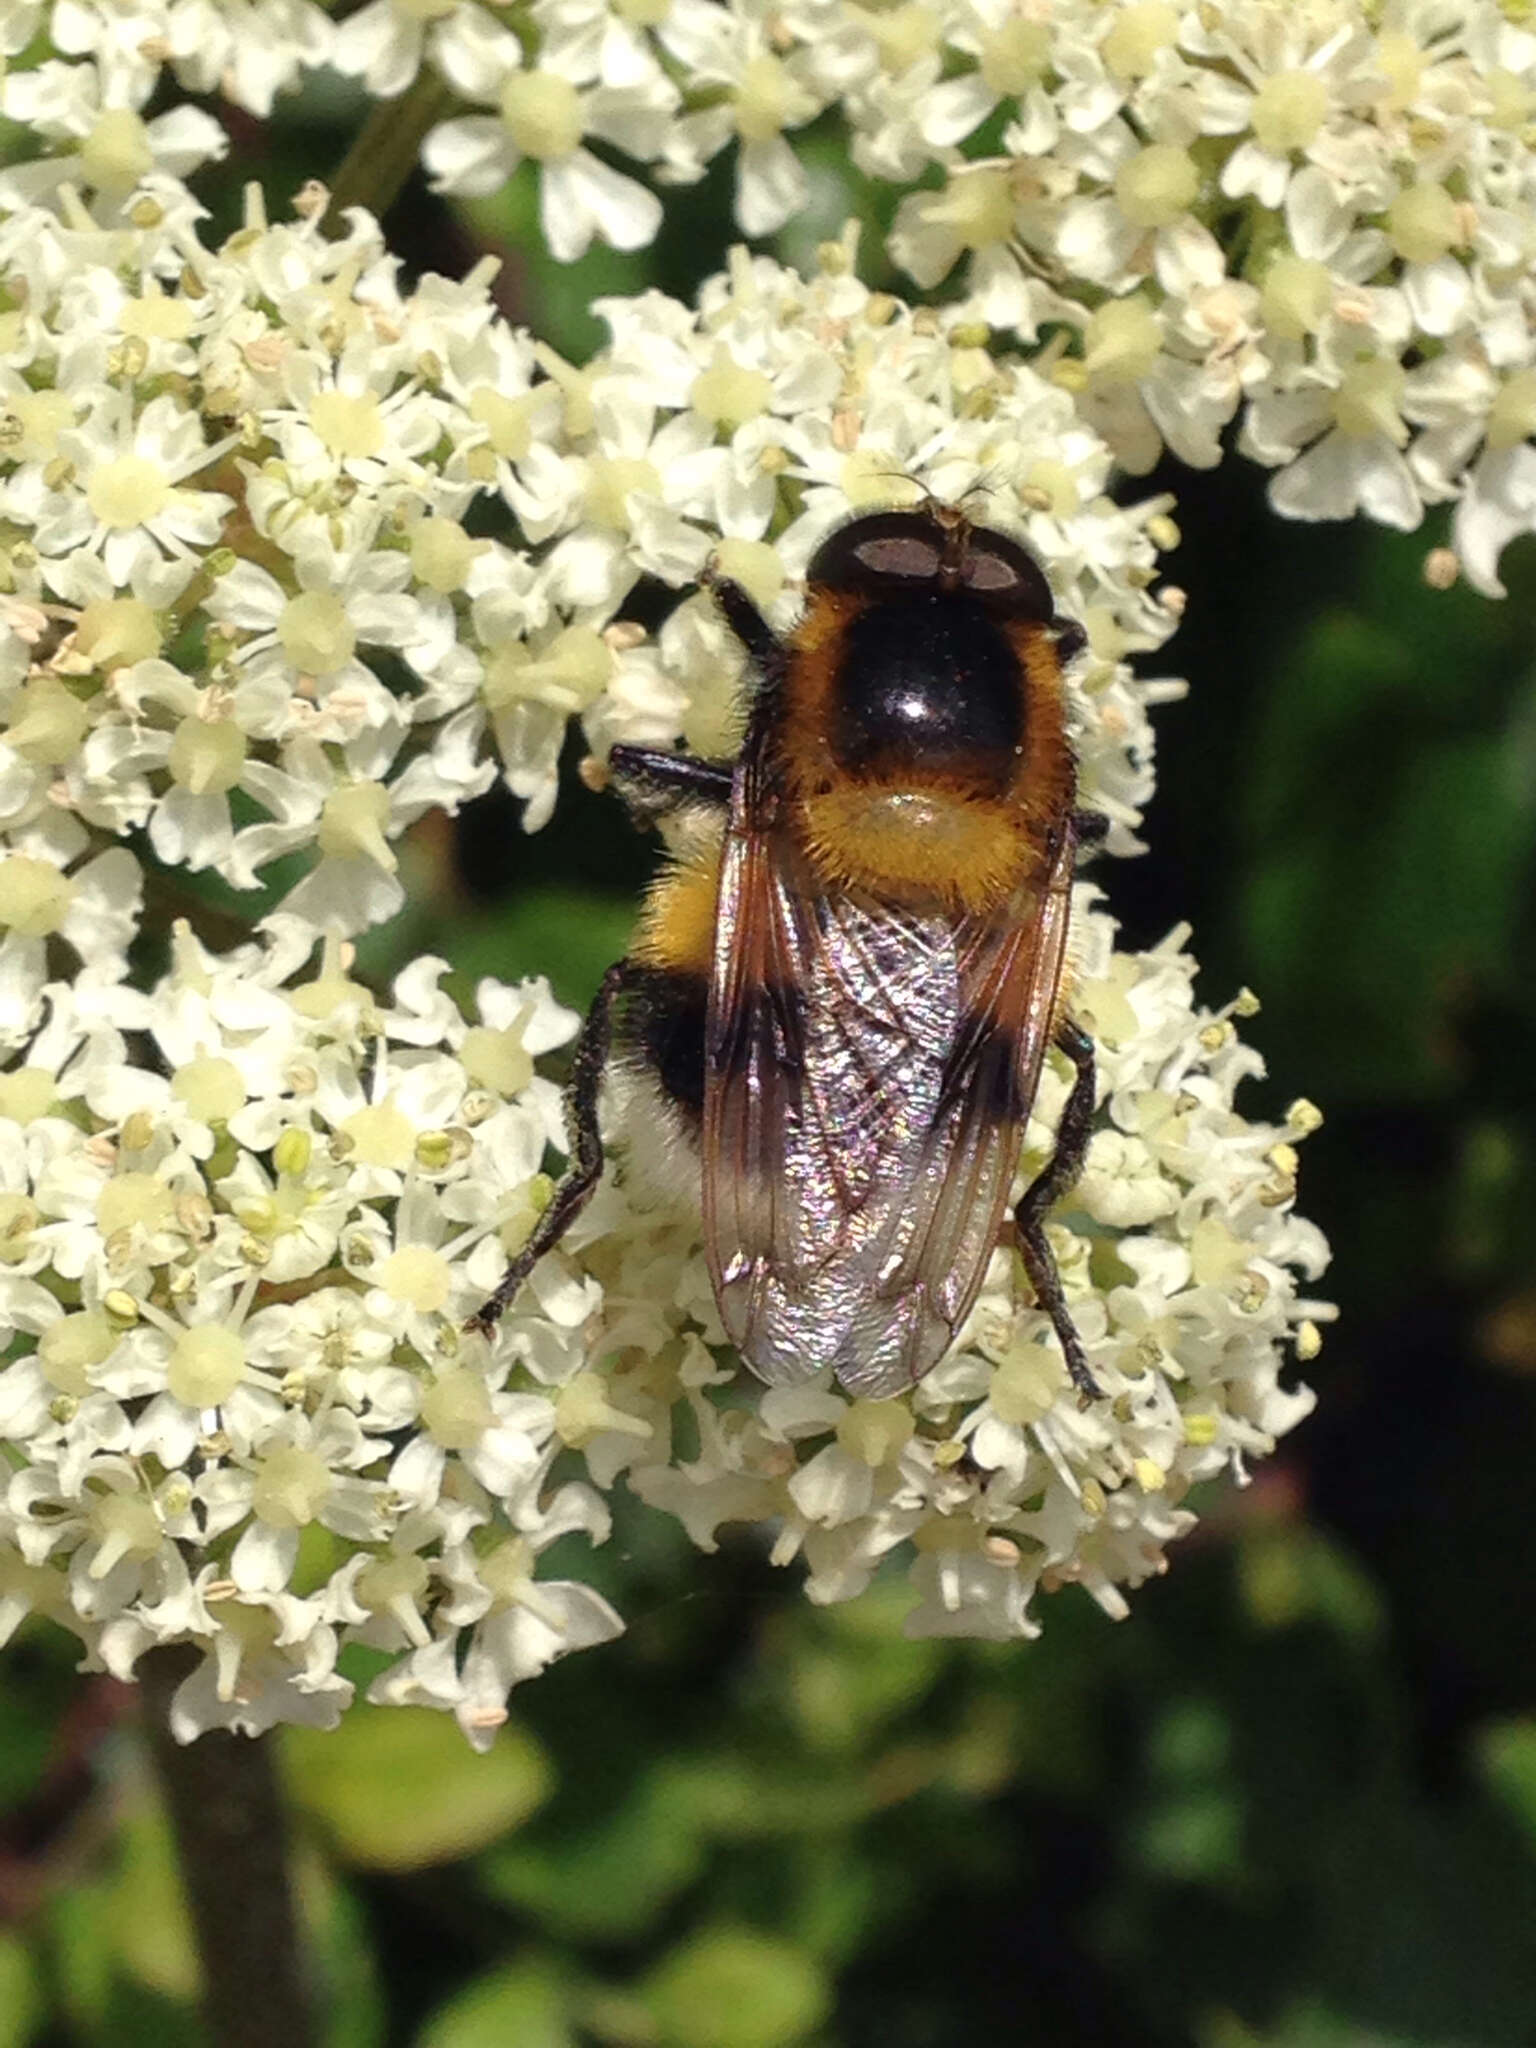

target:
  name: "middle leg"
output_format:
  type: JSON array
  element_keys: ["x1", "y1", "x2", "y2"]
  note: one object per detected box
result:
[{"x1": 1014, "y1": 1018, "x2": 1102, "y2": 1400}]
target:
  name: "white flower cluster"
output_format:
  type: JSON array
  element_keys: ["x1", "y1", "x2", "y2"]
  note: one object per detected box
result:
[
  {"x1": 0, "y1": 913, "x2": 1325, "y2": 1744},
  {"x1": 0, "y1": 185, "x2": 1172, "y2": 1014},
  {"x1": 620, "y1": 900, "x2": 1327, "y2": 1638},
  {"x1": 0, "y1": 924, "x2": 627, "y2": 1746},
  {"x1": 0, "y1": 140, "x2": 1329, "y2": 1736},
  {"x1": 12, "y1": 0, "x2": 1536, "y2": 585}
]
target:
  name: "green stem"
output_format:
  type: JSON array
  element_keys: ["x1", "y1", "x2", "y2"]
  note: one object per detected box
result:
[
  {"x1": 329, "y1": 74, "x2": 455, "y2": 225},
  {"x1": 139, "y1": 1646, "x2": 314, "y2": 2048}
]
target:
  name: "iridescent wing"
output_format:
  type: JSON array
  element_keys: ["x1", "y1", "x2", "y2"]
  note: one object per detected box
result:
[
  {"x1": 831, "y1": 833, "x2": 1074, "y2": 1395},
  {"x1": 702, "y1": 722, "x2": 1074, "y2": 1395}
]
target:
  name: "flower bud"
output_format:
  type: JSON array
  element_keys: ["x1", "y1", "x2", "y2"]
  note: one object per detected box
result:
[
  {"x1": 251, "y1": 1446, "x2": 332, "y2": 1527},
  {"x1": 168, "y1": 1325, "x2": 246, "y2": 1407},
  {"x1": 421, "y1": 1367, "x2": 493, "y2": 1448},
  {"x1": 279, "y1": 590, "x2": 356, "y2": 675}
]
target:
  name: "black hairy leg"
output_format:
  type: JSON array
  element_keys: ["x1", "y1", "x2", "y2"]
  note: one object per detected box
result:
[
  {"x1": 1014, "y1": 1017, "x2": 1102, "y2": 1401},
  {"x1": 699, "y1": 565, "x2": 788, "y2": 685},
  {"x1": 1072, "y1": 808, "x2": 1110, "y2": 850},
  {"x1": 468, "y1": 959, "x2": 633, "y2": 1334},
  {"x1": 606, "y1": 744, "x2": 733, "y2": 822}
]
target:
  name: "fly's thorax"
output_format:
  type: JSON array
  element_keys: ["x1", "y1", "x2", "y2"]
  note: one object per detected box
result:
[
  {"x1": 778, "y1": 584, "x2": 1075, "y2": 914},
  {"x1": 828, "y1": 591, "x2": 1023, "y2": 789},
  {"x1": 794, "y1": 783, "x2": 1029, "y2": 914}
]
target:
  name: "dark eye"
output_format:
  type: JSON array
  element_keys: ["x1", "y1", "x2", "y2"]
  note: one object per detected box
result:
[
  {"x1": 963, "y1": 540, "x2": 1055, "y2": 617},
  {"x1": 850, "y1": 534, "x2": 942, "y2": 580},
  {"x1": 964, "y1": 550, "x2": 1020, "y2": 595},
  {"x1": 806, "y1": 510, "x2": 947, "y2": 590}
]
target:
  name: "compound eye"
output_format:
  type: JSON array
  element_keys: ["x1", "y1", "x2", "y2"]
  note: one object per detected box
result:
[
  {"x1": 807, "y1": 511, "x2": 948, "y2": 589},
  {"x1": 964, "y1": 550, "x2": 1022, "y2": 595},
  {"x1": 849, "y1": 532, "x2": 943, "y2": 581},
  {"x1": 962, "y1": 539, "x2": 1055, "y2": 616}
]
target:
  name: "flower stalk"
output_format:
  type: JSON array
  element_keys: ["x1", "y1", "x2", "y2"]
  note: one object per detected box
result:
[
  {"x1": 328, "y1": 73, "x2": 454, "y2": 224},
  {"x1": 139, "y1": 1646, "x2": 314, "y2": 2048}
]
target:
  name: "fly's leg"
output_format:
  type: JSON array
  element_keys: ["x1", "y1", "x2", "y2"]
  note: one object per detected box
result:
[
  {"x1": 467, "y1": 959, "x2": 633, "y2": 1334},
  {"x1": 1014, "y1": 1017, "x2": 1103, "y2": 1401},
  {"x1": 699, "y1": 566, "x2": 788, "y2": 686},
  {"x1": 1072, "y1": 809, "x2": 1110, "y2": 851},
  {"x1": 605, "y1": 745, "x2": 733, "y2": 819}
]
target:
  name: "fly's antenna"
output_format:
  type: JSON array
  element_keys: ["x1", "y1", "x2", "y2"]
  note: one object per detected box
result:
[
  {"x1": 959, "y1": 465, "x2": 1007, "y2": 516},
  {"x1": 863, "y1": 463, "x2": 929, "y2": 507},
  {"x1": 862, "y1": 468, "x2": 975, "y2": 585},
  {"x1": 931, "y1": 494, "x2": 970, "y2": 589}
]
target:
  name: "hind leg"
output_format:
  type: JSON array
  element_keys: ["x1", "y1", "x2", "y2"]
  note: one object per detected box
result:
[
  {"x1": 1013, "y1": 1019, "x2": 1101, "y2": 1400},
  {"x1": 468, "y1": 959, "x2": 635, "y2": 1333}
]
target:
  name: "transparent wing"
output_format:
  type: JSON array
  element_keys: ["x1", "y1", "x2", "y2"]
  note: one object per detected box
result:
[
  {"x1": 703, "y1": 723, "x2": 1074, "y2": 1393},
  {"x1": 831, "y1": 833, "x2": 1074, "y2": 1395},
  {"x1": 700, "y1": 751, "x2": 817, "y2": 1377}
]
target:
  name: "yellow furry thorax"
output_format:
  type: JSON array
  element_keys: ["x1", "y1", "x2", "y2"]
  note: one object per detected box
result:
[{"x1": 796, "y1": 782, "x2": 1038, "y2": 915}]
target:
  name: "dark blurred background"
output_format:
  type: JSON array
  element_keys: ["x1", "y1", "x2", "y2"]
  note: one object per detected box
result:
[{"x1": 3, "y1": 67, "x2": 1536, "y2": 2048}]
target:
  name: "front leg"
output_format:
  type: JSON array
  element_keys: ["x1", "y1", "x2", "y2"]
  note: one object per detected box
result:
[
  {"x1": 1014, "y1": 1018, "x2": 1102, "y2": 1401},
  {"x1": 467, "y1": 959, "x2": 634, "y2": 1334},
  {"x1": 699, "y1": 564, "x2": 788, "y2": 686},
  {"x1": 604, "y1": 744, "x2": 734, "y2": 824}
]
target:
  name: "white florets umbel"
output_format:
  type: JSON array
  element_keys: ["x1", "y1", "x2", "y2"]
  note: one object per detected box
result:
[
  {"x1": 11, "y1": 0, "x2": 1536, "y2": 582},
  {"x1": 0, "y1": 190, "x2": 1172, "y2": 933},
  {"x1": 0, "y1": 916, "x2": 1326, "y2": 1744},
  {"x1": 0, "y1": 116, "x2": 1339, "y2": 1736},
  {"x1": 0, "y1": 925, "x2": 627, "y2": 1745}
]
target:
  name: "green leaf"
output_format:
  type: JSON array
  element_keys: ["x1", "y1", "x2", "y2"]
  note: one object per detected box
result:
[
  {"x1": 0, "y1": 1934, "x2": 40, "y2": 2048},
  {"x1": 639, "y1": 1927, "x2": 831, "y2": 2048},
  {"x1": 784, "y1": 1587, "x2": 947, "y2": 1753},
  {"x1": 105, "y1": 1797, "x2": 198, "y2": 2002},
  {"x1": 440, "y1": 890, "x2": 638, "y2": 1014},
  {"x1": 1245, "y1": 731, "x2": 1536, "y2": 1098},
  {"x1": 482, "y1": 1766, "x2": 710, "y2": 1940},
  {"x1": 418, "y1": 1959, "x2": 577, "y2": 2048},
  {"x1": 1475, "y1": 1718, "x2": 1536, "y2": 1846},
  {"x1": 645, "y1": 1754, "x2": 871, "y2": 1840},
  {"x1": 1236, "y1": 1525, "x2": 1384, "y2": 1641},
  {"x1": 48, "y1": 1881, "x2": 115, "y2": 2034},
  {"x1": 1133, "y1": 1786, "x2": 1245, "y2": 1885},
  {"x1": 1236, "y1": 542, "x2": 1536, "y2": 1104},
  {"x1": 286, "y1": 1706, "x2": 551, "y2": 1870},
  {"x1": 1200, "y1": 2001, "x2": 1420, "y2": 2048},
  {"x1": 316, "y1": 1871, "x2": 387, "y2": 2048},
  {"x1": 1131, "y1": 1699, "x2": 1244, "y2": 1884}
]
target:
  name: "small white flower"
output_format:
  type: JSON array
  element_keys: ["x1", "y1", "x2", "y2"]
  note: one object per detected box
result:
[
  {"x1": 0, "y1": 835, "x2": 141, "y2": 1044},
  {"x1": 332, "y1": 0, "x2": 467, "y2": 98},
  {"x1": 656, "y1": 0, "x2": 827, "y2": 235},
  {"x1": 8, "y1": 391, "x2": 234, "y2": 595},
  {"x1": 165, "y1": 0, "x2": 334, "y2": 117},
  {"x1": 423, "y1": 14, "x2": 675, "y2": 260},
  {"x1": 0, "y1": 57, "x2": 226, "y2": 212}
]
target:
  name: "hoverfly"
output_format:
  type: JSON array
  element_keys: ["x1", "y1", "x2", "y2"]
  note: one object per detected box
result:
[{"x1": 471, "y1": 502, "x2": 1103, "y2": 1401}]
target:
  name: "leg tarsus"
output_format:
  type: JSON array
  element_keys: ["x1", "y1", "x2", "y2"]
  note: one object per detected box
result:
[
  {"x1": 1072, "y1": 808, "x2": 1109, "y2": 851},
  {"x1": 607, "y1": 744, "x2": 733, "y2": 820},
  {"x1": 1015, "y1": 1018, "x2": 1102, "y2": 1401},
  {"x1": 701, "y1": 566, "x2": 786, "y2": 684},
  {"x1": 467, "y1": 959, "x2": 632, "y2": 1334}
]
